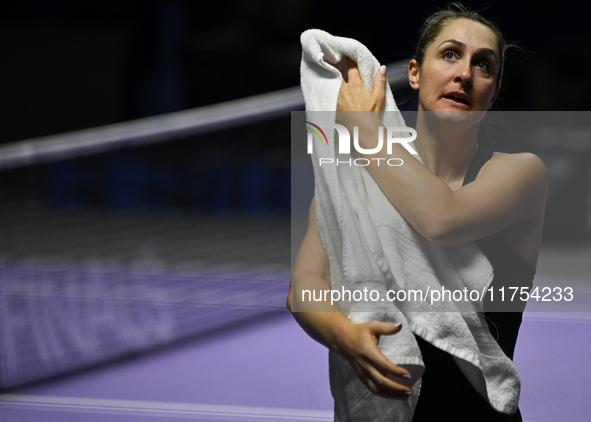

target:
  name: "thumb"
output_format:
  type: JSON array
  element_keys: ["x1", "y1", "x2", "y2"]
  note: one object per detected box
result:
[
  {"x1": 372, "y1": 65, "x2": 388, "y2": 112},
  {"x1": 373, "y1": 65, "x2": 388, "y2": 98},
  {"x1": 370, "y1": 321, "x2": 402, "y2": 337}
]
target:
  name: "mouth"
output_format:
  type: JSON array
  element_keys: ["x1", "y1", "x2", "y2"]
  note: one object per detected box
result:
[{"x1": 442, "y1": 93, "x2": 471, "y2": 106}]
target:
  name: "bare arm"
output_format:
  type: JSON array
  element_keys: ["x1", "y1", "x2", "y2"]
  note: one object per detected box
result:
[
  {"x1": 337, "y1": 61, "x2": 548, "y2": 246},
  {"x1": 287, "y1": 198, "x2": 348, "y2": 349},
  {"x1": 358, "y1": 126, "x2": 547, "y2": 246},
  {"x1": 288, "y1": 198, "x2": 413, "y2": 398}
]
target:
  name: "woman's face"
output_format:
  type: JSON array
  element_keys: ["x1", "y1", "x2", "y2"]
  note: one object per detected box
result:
[{"x1": 409, "y1": 18, "x2": 501, "y2": 115}]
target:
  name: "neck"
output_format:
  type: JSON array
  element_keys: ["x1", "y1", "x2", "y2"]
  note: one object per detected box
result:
[{"x1": 413, "y1": 112, "x2": 480, "y2": 184}]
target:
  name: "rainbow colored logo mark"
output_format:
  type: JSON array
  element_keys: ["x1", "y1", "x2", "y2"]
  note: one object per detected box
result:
[{"x1": 304, "y1": 121, "x2": 328, "y2": 147}]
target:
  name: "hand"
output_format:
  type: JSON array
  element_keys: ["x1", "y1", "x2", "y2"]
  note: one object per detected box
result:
[
  {"x1": 335, "y1": 58, "x2": 387, "y2": 135},
  {"x1": 337, "y1": 320, "x2": 413, "y2": 399},
  {"x1": 336, "y1": 58, "x2": 387, "y2": 114}
]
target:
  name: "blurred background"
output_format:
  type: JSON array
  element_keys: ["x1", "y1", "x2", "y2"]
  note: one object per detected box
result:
[
  {"x1": 2, "y1": 0, "x2": 591, "y2": 229},
  {"x1": 0, "y1": 1, "x2": 590, "y2": 421}
]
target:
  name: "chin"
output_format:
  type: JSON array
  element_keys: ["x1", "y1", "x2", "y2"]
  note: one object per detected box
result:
[{"x1": 422, "y1": 108, "x2": 487, "y2": 127}]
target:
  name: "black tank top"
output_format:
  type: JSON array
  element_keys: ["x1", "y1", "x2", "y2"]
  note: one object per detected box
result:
[
  {"x1": 413, "y1": 147, "x2": 535, "y2": 421},
  {"x1": 464, "y1": 148, "x2": 536, "y2": 358}
]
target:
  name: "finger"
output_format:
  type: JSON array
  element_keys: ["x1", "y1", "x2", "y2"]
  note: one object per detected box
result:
[
  {"x1": 365, "y1": 323, "x2": 412, "y2": 380},
  {"x1": 368, "y1": 321, "x2": 402, "y2": 336},
  {"x1": 373, "y1": 65, "x2": 388, "y2": 98},
  {"x1": 364, "y1": 378, "x2": 379, "y2": 394},
  {"x1": 362, "y1": 361, "x2": 413, "y2": 398},
  {"x1": 350, "y1": 360, "x2": 383, "y2": 396},
  {"x1": 369, "y1": 346, "x2": 413, "y2": 381},
  {"x1": 346, "y1": 57, "x2": 361, "y2": 84},
  {"x1": 351, "y1": 356, "x2": 411, "y2": 398}
]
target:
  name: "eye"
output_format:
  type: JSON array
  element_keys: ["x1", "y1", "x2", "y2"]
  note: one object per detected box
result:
[
  {"x1": 442, "y1": 50, "x2": 457, "y2": 60},
  {"x1": 475, "y1": 60, "x2": 491, "y2": 71}
]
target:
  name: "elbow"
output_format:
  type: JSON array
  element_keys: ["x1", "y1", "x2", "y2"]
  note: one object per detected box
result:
[
  {"x1": 286, "y1": 282, "x2": 293, "y2": 312},
  {"x1": 286, "y1": 296, "x2": 292, "y2": 312},
  {"x1": 428, "y1": 233, "x2": 455, "y2": 247},
  {"x1": 422, "y1": 219, "x2": 456, "y2": 247},
  {"x1": 412, "y1": 201, "x2": 459, "y2": 246}
]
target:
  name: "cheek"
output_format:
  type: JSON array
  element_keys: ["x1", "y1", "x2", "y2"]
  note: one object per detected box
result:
[
  {"x1": 427, "y1": 68, "x2": 451, "y2": 91},
  {"x1": 482, "y1": 84, "x2": 498, "y2": 101}
]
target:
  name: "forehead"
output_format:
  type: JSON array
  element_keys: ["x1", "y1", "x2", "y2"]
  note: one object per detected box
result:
[{"x1": 432, "y1": 18, "x2": 499, "y2": 54}]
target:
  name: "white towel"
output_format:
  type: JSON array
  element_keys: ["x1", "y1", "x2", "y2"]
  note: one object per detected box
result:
[{"x1": 300, "y1": 29, "x2": 521, "y2": 421}]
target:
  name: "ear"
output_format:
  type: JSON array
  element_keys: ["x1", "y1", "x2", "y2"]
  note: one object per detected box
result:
[
  {"x1": 488, "y1": 85, "x2": 501, "y2": 109},
  {"x1": 408, "y1": 59, "x2": 420, "y2": 90}
]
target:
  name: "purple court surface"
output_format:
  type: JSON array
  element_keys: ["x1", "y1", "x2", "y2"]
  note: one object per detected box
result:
[
  {"x1": 1, "y1": 311, "x2": 590, "y2": 422},
  {"x1": 1, "y1": 229, "x2": 590, "y2": 422}
]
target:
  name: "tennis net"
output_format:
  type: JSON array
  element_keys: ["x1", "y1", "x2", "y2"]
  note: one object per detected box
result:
[{"x1": 0, "y1": 60, "x2": 410, "y2": 389}]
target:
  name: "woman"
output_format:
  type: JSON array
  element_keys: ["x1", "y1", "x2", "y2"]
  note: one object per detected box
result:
[{"x1": 288, "y1": 5, "x2": 547, "y2": 421}]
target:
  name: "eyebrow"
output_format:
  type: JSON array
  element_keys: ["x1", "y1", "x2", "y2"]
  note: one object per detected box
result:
[{"x1": 437, "y1": 39, "x2": 498, "y2": 61}]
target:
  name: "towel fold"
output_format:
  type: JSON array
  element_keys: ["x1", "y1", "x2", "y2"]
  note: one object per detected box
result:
[{"x1": 300, "y1": 29, "x2": 520, "y2": 421}]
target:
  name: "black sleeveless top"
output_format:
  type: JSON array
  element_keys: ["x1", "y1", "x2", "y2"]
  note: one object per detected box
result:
[
  {"x1": 412, "y1": 147, "x2": 536, "y2": 422},
  {"x1": 465, "y1": 148, "x2": 536, "y2": 358}
]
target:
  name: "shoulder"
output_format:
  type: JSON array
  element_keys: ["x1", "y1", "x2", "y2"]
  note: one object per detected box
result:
[
  {"x1": 475, "y1": 151, "x2": 548, "y2": 216},
  {"x1": 478, "y1": 152, "x2": 547, "y2": 185}
]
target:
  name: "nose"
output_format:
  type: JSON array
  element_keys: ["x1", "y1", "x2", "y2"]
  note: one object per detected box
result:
[{"x1": 453, "y1": 60, "x2": 472, "y2": 85}]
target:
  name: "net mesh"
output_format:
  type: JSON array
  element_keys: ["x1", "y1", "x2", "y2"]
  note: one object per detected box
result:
[
  {"x1": 0, "y1": 61, "x2": 410, "y2": 389},
  {"x1": 0, "y1": 116, "x2": 292, "y2": 389}
]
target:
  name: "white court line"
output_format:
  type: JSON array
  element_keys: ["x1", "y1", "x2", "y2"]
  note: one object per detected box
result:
[
  {"x1": 0, "y1": 394, "x2": 546, "y2": 422},
  {"x1": 0, "y1": 394, "x2": 333, "y2": 421}
]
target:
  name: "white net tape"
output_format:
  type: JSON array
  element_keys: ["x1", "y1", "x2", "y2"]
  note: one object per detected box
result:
[{"x1": 0, "y1": 60, "x2": 409, "y2": 170}]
